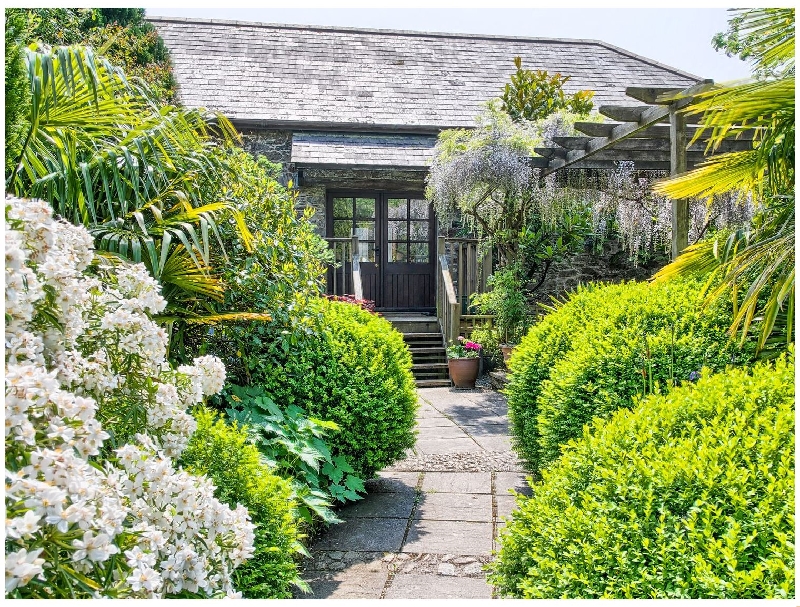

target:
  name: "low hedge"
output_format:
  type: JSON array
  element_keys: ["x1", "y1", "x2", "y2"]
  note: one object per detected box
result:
[
  {"x1": 180, "y1": 407, "x2": 304, "y2": 599},
  {"x1": 252, "y1": 298, "x2": 417, "y2": 480},
  {"x1": 506, "y1": 278, "x2": 753, "y2": 472},
  {"x1": 490, "y1": 354, "x2": 795, "y2": 598}
]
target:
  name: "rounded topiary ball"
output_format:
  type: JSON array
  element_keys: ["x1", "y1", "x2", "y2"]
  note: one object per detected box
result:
[
  {"x1": 260, "y1": 297, "x2": 418, "y2": 479},
  {"x1": 490, "y1": 354, "x2": 795, "y2": 599}
]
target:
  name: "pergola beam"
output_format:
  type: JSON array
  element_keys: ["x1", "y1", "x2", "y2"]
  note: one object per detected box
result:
[
  {"x1": 573, "y1": 122, "x2": 756, "y2": 141},
  {"x1": 624, "y1": 86, "x2": 685, "y2": 104},
  {"x1": 598, "y1": 105, "x2": 668, "y2": 123}
]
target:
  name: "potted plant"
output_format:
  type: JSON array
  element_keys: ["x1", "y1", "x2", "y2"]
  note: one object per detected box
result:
[
  {"x1": 446, "y1": 336, "x2": 482, "y2": 389},
  {"x1": 471, "y1": 267, "x2": 528, "y2": 365}
]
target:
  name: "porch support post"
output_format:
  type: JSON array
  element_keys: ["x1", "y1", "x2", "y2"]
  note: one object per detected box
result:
[{"x1": 669, "y1": 104, "x2": 689, "y2": 260}]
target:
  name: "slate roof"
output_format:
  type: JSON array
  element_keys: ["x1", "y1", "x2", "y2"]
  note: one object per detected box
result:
[
  {"x1": 291, "y1": 132, "x2": 437, "y2": 169},
  {"x1": 150, "y1": 17, "x2": 702, "y2": 132}
]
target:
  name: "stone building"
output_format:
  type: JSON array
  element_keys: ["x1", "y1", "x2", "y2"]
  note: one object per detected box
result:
[{"x1": 150, "y1": 17, "x2": 700, "y2": 311}]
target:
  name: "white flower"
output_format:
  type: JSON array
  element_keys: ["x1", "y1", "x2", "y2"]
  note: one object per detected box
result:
[
  {"x1": 72, "y1": 531, "x2": 119, "y2": 562},
  {"x1": 127, "y1": 565, "x2": 163, "y2": 593},
  {"x1": 6, "y1": 510, "x2": 42, "y2": 539},
  {"x1": 5, "y1": 547, "x2": 46, "y2": 593}
]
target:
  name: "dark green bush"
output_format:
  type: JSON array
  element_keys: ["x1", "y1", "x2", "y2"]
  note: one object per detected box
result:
[
  {"x1": 490, "y1": 354, "x2": 795, "y2": 598},
  {"x1": 506, "y1": 278, "x2": 754, "y2": 472},
  {"x1": 242, "y1": 298, "x2": 417, "y2": 480},
  {"x1": 180, "y1": 407, "x2": 305, "y2": 599}
]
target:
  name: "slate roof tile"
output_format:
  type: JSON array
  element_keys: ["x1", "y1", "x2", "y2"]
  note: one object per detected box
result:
[{"x1": 150, "y1": 17, "x2": 700, "y2": 131}]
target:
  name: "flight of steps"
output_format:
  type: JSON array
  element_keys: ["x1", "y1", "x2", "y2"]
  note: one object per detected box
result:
[{"x1": 383, "y1": 313, "x2": 451, "y2": 388}]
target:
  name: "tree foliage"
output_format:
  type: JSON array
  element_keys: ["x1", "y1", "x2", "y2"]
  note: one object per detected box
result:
[
  {"x1": 712, "y1": 7, "x2": 795, "y2": 78},
  {"x1": 653, "y1": 8, "x2": 795, "y2": 355},
  {"x1": 6, "y1": 45, "x2": 251, "y2": 312},
  {"x1": 501, "y1": 56, "x2": 594, "y2": 122},
  {"x1": 4, "y1": 9, "x2": 29, "y2": 175},
  {"x1": 6, "y1": 7, "x2": 176, "y2": 102},
  {"x1": 426, "y1": 105, "x2": 593, "y2": 292}
]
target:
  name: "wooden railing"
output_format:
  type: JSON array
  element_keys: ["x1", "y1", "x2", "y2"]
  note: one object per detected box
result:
[
  {"x1": 324, "y1": 234, "x2": 363, "y2": 300},
  {"x1": 436, "y1": 236, "x2": 493, "y2": 346},
  {"x1": 436, "y1": 241, "x2": 460, "y2": 347},
  {"x1": 444, "y1": 237, "x2": 491, "y2": 313}
]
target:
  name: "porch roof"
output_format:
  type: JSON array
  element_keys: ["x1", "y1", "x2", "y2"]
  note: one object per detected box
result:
[{"x1": 290, "y1": 132, "x2": 438, "y2": 169}]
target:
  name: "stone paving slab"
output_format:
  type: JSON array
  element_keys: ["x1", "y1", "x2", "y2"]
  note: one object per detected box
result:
[
  {"x1": 338, "y1": 491, "x2": 416, "y2": 519},
  {"x1": 417, "y1": 402, "x2": 443, "y2": 418},
  {"x1": 414, "y1": 492, "x2": 492, "y2": 522},
  {"x1": 300, "y1": 570, "x2": 389, "y2": 599},
  {"x1": 402, "y1": 520, "x2": 493, "y2": 555},
  {"x1": 415, "y1": 424, "x2": 472, "y2": 440},
  {"x1": 496, "y1": 495, "x2": 520, "y2": 524},
  {"x1": 364, "y1": 471, "x2": 420, "y2": 495},
  {"x1": 385, "y1": 574, "x2": 493, "y2": 599},
  {"x1": 414, "y1": 437, "x2": 482, "y2": 455},
  {"x1": 416, "y1": 416, "x2": 460, "y2": 428},
  {"x1": 422, "y1": 471, "x2": 492, "y2": 494},
  {"x1": 495, "y1": 471, "x2": 534, "y2": 496},
  {"x1": 445, "y1": 407, "x2": 505, "y2": 425},
  {"x1": 312, "y1": 517, "x2": 407, "y2": 552},
  {"x1": 459, "y1": 416, "x2": 511, "y2": 429},
  {"x1": 471, "y1": 434, "x2": 512, "y2": 452}
]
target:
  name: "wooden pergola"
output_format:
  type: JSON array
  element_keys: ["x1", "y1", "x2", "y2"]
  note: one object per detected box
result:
[{"x1": 530, "y1": 79, "x2": 753, "y2": 259}]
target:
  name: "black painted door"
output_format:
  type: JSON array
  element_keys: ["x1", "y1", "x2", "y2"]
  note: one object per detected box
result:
[
  {"x1": 382, "y1": 195, "x2": 435, "y2": 310},
  {"x1": 327, "y1": 192, "x2": 436, "y2": 310}
]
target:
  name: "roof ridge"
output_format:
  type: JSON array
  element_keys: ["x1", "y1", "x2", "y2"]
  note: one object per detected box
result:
[
  {"x1": 146, "y1": 15, "x2": 702, "y2": 82},
  {"x1": 146, "y1": 15, "x2": 606, "y2": 44}
]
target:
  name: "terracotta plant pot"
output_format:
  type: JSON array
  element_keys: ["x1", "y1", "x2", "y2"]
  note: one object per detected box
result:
[
  {"x1": 500, "y1": 344, "x2": 516, "y2": 365},
  {"x1": 448, "y1": 357, "x2": 480, "y2": 389}
]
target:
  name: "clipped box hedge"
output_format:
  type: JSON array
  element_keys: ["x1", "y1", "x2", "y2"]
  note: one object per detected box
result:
[
  {"x1": 256, "y1": 298, "x2": 418, "y2": 480},
  {"x1": 506, "y1": 278, "x2": 753, "y2": 472},
  {"x1": 490, "y1": 354, "x2": 795, "y2": 598}
]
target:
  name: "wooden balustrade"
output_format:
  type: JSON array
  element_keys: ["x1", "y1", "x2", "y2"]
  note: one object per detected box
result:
[
  {"x1": 324, "y1": 234, "x2": 363, "y2": 300},
  {"x1": 436, "y1": 236, "x2": 493, "y2": 346}
]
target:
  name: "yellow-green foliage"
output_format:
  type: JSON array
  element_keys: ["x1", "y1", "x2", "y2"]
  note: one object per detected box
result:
[
  {"x1": 256, "y1": 298, "x2": 418, "y2": 479},
  {"x1": 490, "y1": 355, "x2": 795, "y2": 598},
  {"x1": 180, "y1": 407, "x2": 303, "y2": 599},
  {"x1": 506, "y1": 278, "x2": 754, "y2": 472}
]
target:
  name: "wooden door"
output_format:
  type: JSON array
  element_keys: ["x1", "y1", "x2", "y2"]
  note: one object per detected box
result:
[
  {"x1": 327, "y1": 192, "x2": 436, "y2": 310},
  {"x1": 381, "y1": 195, "x2": 435, "y2": 310}
]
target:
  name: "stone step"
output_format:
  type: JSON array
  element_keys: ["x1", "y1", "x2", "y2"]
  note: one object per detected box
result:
[
  {"x1": 403, "y1": 332, "x2": 444, "y2": 340},
  {"x1": 415, "y1": 379, "x2": 452, "y2": 388},
  {"x1": 412, "y1": 362, "x2": 449, "y2": 370},
  {"x1": 408, "y1": 347, "x2": 447, "y2": 354}
]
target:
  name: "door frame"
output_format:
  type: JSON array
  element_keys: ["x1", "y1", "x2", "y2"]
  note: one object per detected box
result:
[{"x1": 326, "y1": 190, "x2": 436, "y2": 311}]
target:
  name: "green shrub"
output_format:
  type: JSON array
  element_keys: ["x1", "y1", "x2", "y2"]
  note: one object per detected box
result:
[
  {"x1": 241, "y1": 298, "x2": 417, "y2": 480},
  {"x1": 506, "y1": 278, "x2": 754, "y2": 471},
  {"x1": 180, "y1": 407, "x2": 305, "y2": 599},
  {"x1": 490, "y1": 354, "x2": 795, "y2": 598}
]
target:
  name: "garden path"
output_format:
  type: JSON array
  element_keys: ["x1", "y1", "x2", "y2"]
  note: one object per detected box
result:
[{"x1": 295, "y1": 386, "x2": 532, "y2": 600}]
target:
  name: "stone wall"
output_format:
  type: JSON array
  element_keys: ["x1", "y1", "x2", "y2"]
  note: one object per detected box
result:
[
  {"x1": 239, "y1": 129, "x2": 293, "y2": 185},
  {"x1": 529, "y1": 240, "x2": 669, "y2": 309}
]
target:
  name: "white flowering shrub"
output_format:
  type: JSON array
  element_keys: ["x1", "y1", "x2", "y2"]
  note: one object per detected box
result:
[{"x1": 5, "y1": 197, "x2": 254, "y2": 598}]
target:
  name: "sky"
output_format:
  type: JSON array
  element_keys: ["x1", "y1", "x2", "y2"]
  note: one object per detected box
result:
[{"x1": 142, "y1": 2, "x2": 757, "y2": 83}]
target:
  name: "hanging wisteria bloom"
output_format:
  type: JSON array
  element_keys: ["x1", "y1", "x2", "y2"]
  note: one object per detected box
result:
[{"x1": 5, "y1": 196, "x2": 254, "y2": 598}]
